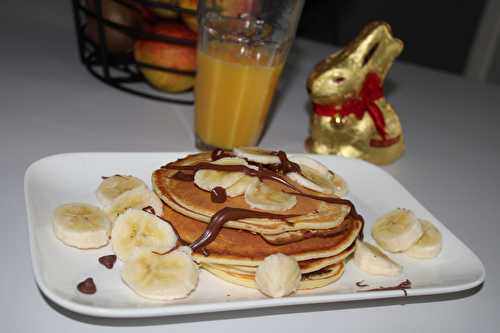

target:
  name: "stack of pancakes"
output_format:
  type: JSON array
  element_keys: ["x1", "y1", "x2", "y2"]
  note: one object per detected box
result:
[{"x1": 152, "y1": 152, "x2": 363, "y2": 290}]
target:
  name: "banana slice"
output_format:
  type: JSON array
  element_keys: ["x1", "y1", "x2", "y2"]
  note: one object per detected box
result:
[
  {"x1": 225, "y1": 165, "x2": 259, "y2": 197},
  {"x1": 233, "y1": 146, "x2": 280, "y2": 164},
  {"x1": 194, "y1": 157, "x2": 248, "y2": 191},
  {"x1": 332, "y1": 174, "x2": 348, "y2": 197},
  {"x1": 53, "y1": 203, "x2": 111, "y2": 249},
  {"x1": 353, "y1": 240, "x2": 402, "y2": 276},
  {"x1": 255, "y1": 253, "x2": 301, "y2": 298},
  {"x1": 372, "y1": 208, "x2": 423, "y2": 252},
  {"x1": 405, "y1": 220, "x2": 442, "y2": 259},
  {"x1": 104, "y1": 186, "x2": 163, "y2": 222},
  {"x1": 111, "y1": 208, "x2": 177, "y2": 261},
  {"x1": 244, "y1": 180, "x2": 297, "y2": 212},
  {"x1": 96, "y1": 175, "x2": 147, "y2": 207},
  {"x1": 121, "y1": 247, "x2": 199, "y2": 301},
  {"x1": 286, "y1": 156, "x2": 347, "y2": 196}
]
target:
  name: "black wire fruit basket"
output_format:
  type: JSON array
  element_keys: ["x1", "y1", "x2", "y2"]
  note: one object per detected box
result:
[{"x1": 72, "y1": 0, "x2": 198, "y2": 104}]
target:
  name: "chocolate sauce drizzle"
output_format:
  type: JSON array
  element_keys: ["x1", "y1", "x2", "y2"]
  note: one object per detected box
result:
[
  {"x1": 275, "y1": 150, "x2": 301, "y2": 174},
  {"x1": 355, "y1": 280, "x2": 368, "y2": 287},
  {"x1": 358, "y1": 279, "x2": 412, "y2": 296},
  {"x1": 302, "y1": 267, "x2": 333, "y2": 279},
  {"x1": 101, "y1": 174, "x2": 126, "y2": 180},
  {"x1": 172, "y1": 171, "x2": 194, "y2": 182},
  {"x1": 152, "y1": 243, "x2": 181, "y2": 256},
  {"x1": 162, "y1": 149, "x2": 364, "y2": 251},
  {"x1": 287, "y1": 192, "x2": 363, "y2": 221},
  {"x1": 211, "y1": 186, "x2": 227, "y2": 203},
  {"x1": 299, "y1": 221, "x2": 355, "y2": 241},
  {"x1": 285, "y1": 191, "x2": 364, "y2": 240},
  {"x1": 211, "y1": 149, "x2": 233, "y2": 161},
  {"x1": 189, "y1": 208, "x2": 299, "y2": 251},
  {"x1": 142, "y1": 206, "x2": 156, "y2": 215},
  {"x1": 162, "y1": 162, "x2": 303, "y2": 193}
]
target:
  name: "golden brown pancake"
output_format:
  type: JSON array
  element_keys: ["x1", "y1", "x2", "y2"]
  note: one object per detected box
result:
[
  {"x1": 162, "y1": 204, "x2": 362, "y2": 266},
  {"x1": 150, "y1": 151, "x2": 364, "y2": 292},
  {"x1": 260, "y1": 223, "x2": 358, "y2": 245},
  {"x1": 202, "y1": 262, "x2": 345, "y2": 290},
  {"x1": 152, "y1": 152, "x2": 352, "y2": 235},
  {"x1": 202, "y1": 243, "x2": 354, "y2": 274}
]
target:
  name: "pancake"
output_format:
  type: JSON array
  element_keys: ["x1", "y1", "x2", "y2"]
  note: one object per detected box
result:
[
  {"x1": 201, "y1": 243, "x2": 355, "y2": 274},
  {"x1": 163, "y1": 204, "x2": 362, "y2": 266},
  {"x1": 260, "y1": 222, "x2": 357, "y2": 245},
  {"x1": 152, "y1": 152, "x2": 352, "y2": 235},
  {"x1": 202, "y1": 262, "x2": 345, "y2": 290}
]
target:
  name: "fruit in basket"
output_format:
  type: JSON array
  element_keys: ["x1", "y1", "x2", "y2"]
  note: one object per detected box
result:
[
  {"x1": 150, "y1": 0, "x2": 179, "y2": 18},
  {"x1": 134, "y1": 22, "x2": 197, "y2": 93},
  {"x1": 179, "y1": 0, "x2": 198, "y2": 33},
  {"x1": 179, "y1": 0, "x2": 261, "y2": 33},
  {"x1": 85, "y1": 0, "x2": 143, "y2": 53},
  {"x1": 218, "y1": 0, "x2": 259, "y2": 16}
]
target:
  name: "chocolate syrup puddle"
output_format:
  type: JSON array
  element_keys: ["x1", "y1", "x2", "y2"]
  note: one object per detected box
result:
[
  {"x1": 211, "y1": 186, "x2": 227, "y2": 203},
  {"x1": 189, "y1": 208, "x2": 299, "y2": 252}
]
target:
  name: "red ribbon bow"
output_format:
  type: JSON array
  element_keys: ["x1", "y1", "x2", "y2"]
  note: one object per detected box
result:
[{"x1": 313, "y1": 72, "x2": 395, "y2": 146}]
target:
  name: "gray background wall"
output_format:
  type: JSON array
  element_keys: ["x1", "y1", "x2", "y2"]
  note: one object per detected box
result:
[{"x1": 297, "y1": 0, "x2": 500, "y2": 86}]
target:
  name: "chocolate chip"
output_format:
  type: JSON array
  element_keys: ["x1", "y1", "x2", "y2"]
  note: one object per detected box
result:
[
  {"x1": 98, "y1": 254, "x2": 117, "y2": 269},
  {"x1": 77, "y1": 278, "x2": 96, "y2": 294},
  {"x1": 210, "y1": 186, "x2": 227, "y2": 203}
]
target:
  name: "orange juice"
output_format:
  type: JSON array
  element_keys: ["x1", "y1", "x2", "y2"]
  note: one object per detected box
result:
[{"x1": 194, "y1": 43, "x2": 284, "y2": 149}]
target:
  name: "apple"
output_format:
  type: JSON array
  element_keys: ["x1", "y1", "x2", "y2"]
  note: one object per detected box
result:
[
  {"x1": 216, "y1": 0, "x2": 259, "y2": 17},
  {"x1": 149, "y1": 0, "x2": 179, "y2": 19},
  {"x1": 134, "y1": 22, "x2": 197, "y2": 93},
  {"x1": 178, "y1": 0, "x2": 261, "y2": 34},
  {"x1": 85, "y1": 0, "x2": 143, "y2": 53},
  {"x1": 179, "y1": 0, "x2": 198, "y2": 33}
]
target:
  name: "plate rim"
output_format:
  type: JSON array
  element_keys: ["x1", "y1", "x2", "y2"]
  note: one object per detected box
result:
[{"x1": 24, "y1": 152, "x2": 486, "y2": 318}]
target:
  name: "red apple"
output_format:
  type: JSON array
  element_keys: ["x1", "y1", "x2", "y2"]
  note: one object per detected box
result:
[
  {"x1": 149, "y1": 0, "x2": 179, "y2": 19},
  {"x1": 179, "y1": 0, "x2": 198, "y2": 33},
  {"x1": 179, "y1": 0, "x2": 261, "y2": 34},
  {"x1": 85, "y1": 0, "x2": 143, "y2": 53},
  {"x1": 216, "y1": 0, "x2": 259, "y2": 17},
  {"x1": 134, "y1": 22, "x2": 197, "y2": 93}
]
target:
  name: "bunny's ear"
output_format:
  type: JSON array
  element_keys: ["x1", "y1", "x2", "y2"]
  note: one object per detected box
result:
[{"x1": 344, "y1": 22, "x2": 403, "y2": 78}]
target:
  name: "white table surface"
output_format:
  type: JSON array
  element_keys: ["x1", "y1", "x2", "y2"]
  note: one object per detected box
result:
[{"x1": 2, "y1": 1, "x2": 500, "y2": 332}]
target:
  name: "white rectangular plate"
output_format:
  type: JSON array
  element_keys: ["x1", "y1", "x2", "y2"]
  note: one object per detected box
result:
[{"x1": 24, "y1": 152, "x2": 485, "y2": 318}]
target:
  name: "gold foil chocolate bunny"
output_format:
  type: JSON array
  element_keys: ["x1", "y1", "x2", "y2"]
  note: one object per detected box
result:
[{"x1": 306, "y1": 21, "x2": 404, "y2": 165}]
